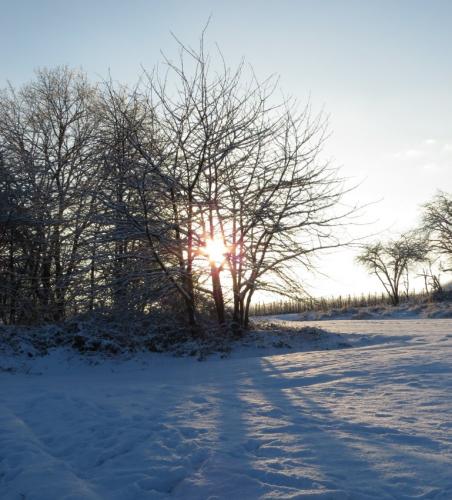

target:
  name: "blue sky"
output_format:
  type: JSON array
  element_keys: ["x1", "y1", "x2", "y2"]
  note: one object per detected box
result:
[{"x1": 2, "y1": 0, "x2": 451, "y2": 296}]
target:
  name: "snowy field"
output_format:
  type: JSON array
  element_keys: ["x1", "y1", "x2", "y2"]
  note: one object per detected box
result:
[{"x1": 1, "y1": 319, "x2": 452, "y2": 499}]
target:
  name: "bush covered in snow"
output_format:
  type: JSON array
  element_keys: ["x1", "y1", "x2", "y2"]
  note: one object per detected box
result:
[
  {"x1": 0, "y1": 312, "x2": 206, "y2": 359},
  {"x1": 0, "y1": 311, "x2": 349, "y2": 363}
]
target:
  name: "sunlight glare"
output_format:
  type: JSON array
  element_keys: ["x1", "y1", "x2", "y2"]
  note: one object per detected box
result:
[{"x1": 204, "y1": 238, "x2": 227, "y2": 266}]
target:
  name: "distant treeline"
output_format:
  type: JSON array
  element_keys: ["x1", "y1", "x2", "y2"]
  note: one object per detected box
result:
[{"x1": 250, "y1": 290, "x2": 434, "y2": 316}]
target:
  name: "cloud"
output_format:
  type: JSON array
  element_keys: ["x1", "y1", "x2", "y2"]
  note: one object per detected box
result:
[
  {"x1": 393, "y1": 139, "x2": 451, "y2": 172},
  {"x1": 394, "y1": 148, "x2": 423, "y2": 159},
  {"x1": 422, "y1": 162, "x2": 440, "y2": 170}
]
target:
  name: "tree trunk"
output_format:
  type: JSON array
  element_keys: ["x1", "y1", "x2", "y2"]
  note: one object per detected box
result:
[
  {"x1": 243, "y1": 289, "x2": 254, "y2": 330},
  {"x1": 210, "y1": 264, "x2": 226, "y2": 326}
]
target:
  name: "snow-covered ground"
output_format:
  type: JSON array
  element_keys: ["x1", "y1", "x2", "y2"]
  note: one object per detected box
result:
[{"x1": 1, "y1": 319, "x2": 452, "y2": 499}]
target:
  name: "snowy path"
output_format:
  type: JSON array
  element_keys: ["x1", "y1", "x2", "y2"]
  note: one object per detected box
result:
[{"x1": 1, "y1": 319, "x2": 452, "y2": 499}]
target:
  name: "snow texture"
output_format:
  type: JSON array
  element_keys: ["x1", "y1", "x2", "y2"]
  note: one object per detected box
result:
[{"x1": 1, "y1": 319, "x2": 452, "y2": 499}]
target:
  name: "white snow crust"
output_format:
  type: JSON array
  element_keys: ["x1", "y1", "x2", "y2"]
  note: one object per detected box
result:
[{"x1": 1, "y1": 319, "x2": 452, "y2": 499}]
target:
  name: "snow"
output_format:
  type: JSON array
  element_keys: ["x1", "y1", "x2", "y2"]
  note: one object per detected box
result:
[{"x1": 1, "y1": 319, "x2": 452, "y2": 499}]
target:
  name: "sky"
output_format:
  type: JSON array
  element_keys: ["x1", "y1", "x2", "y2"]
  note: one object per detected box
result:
[{"x1": 1, "y1": 0, "x2": 451, "y2": 298}]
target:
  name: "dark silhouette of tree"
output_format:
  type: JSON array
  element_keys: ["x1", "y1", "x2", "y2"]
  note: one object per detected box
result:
[
  {"x1": 357, "y1": 234, "x2": 428, "y2": 305},
  {"x1": 422, "y1": 191, "x2": 452, "y2": 273}
]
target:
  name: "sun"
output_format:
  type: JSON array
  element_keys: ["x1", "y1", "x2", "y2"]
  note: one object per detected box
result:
[{"x1": 203, "y1": 237, "x2": 227, "y2": 266}]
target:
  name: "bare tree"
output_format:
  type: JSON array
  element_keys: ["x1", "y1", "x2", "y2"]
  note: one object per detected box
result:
[
  {"x1": 418, "y1": 260, "x2": 443, "y2": 295},
  {"x1": 94, "y1": 83, "x2": 180, "y2": 319},
  {"x1": 120, "y1": 35, "x2": 352, "y2": 331},
  {"x1": 422, "y1": 191, "x2": 452, "y2": 273},
  {"x1": 357, "y1": 234, "x2": 428, "y2": 306},
  {"x1": 0, "y1": 67, "x2": 98, "y2": 322}
]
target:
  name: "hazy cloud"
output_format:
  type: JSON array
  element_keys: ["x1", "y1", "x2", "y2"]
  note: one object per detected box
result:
[
  {"x1": 394, "y1": 139, "x2": 452, "y2": 171},
  {"x1": 394, "y1": 148, "x2": 423, "y2": 159},
  {"x1": 422, "y1": 162, "x2": 440, "y2": 170}
]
